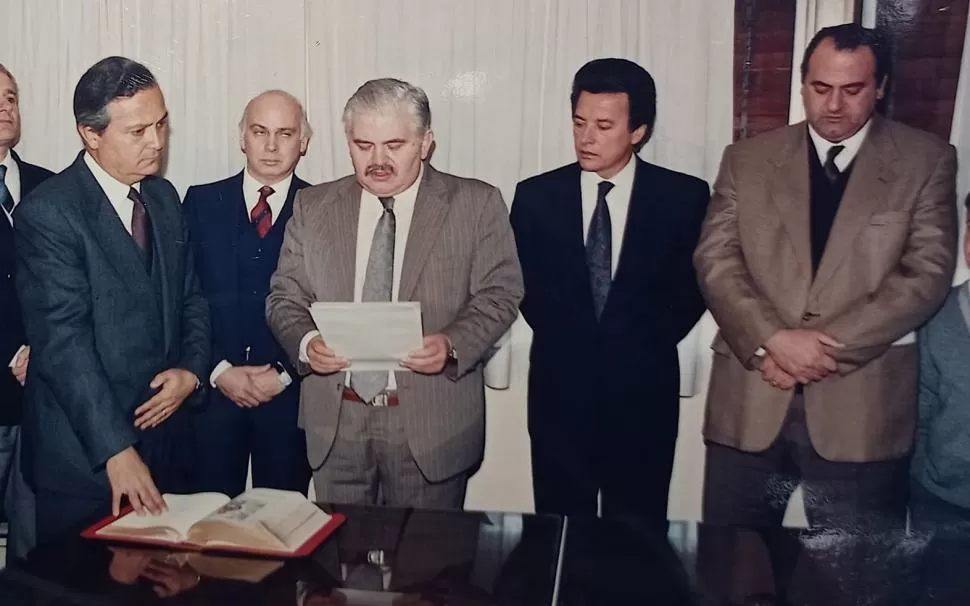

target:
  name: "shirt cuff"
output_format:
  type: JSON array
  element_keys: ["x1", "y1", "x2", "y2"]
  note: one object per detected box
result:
[
  {"x1": 299, "y1": 331, "x2": 321, "y2": 363},
  {"x1": 209, "y1": 359, "x2": 233, "y2": 388},
  {"x1": 8, "y1": 345, "x2": 26, "y2": 369},
  {"x1": 278, "y1": 368, "x2": 293, "y2": 387}
]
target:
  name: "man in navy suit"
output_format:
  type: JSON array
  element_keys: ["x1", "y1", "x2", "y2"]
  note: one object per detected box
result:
[
  {"x1": 510, "y1": 59, "x2": 709, "y2": 530},
  {"x1": 183, "y1": 90, "x2": 312, "y2": 497},
  {"x1": 0, "y1": 63, "x2": 54, "y2": 560},
  {"x1": 15, "y1": 56, "x2": 210, "y2": 543}
]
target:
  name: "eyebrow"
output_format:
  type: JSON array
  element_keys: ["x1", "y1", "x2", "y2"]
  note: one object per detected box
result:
[
  {"x1": 810, "y1": 80, "x2": 866, "y2": 88},
  {"x1": 1, "y1": 87, "x2": 16, "y2": 97},
  {"x1": 131, "y1": 111, "x2": 169, "y2": 130}
]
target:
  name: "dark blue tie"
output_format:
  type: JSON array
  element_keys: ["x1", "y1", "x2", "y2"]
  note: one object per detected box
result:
[
  {"x1": 587, "y1": 180, "x2": 614, "y2": 319},
  {"x1": 0, "y1": 165, "x2": 13, "y2": 215}
]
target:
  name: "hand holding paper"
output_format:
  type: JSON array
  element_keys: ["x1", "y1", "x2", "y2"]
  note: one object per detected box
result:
[
  {"x1": 306, "y1": 336, "x2": 350, "y2": 374},
  {"x1": 308, "y1": 302, "x2": 423, "y2": 371},
  {"x1": 402, "y1": 333, "x2": 451, "y2": 374}
]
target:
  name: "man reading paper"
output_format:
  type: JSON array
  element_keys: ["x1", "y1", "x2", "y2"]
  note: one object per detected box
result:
[{"x1": 266, "y1": 78, "x2": 523, "y2": 508}]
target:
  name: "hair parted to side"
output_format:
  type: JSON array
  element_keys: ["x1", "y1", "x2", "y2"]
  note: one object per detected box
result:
[
  {"x1": 73, "y1": 56, "x2": 158, "y2": 133},
  {"x1": 342, "y1": 78, "x2": 431, "y2": 136}
]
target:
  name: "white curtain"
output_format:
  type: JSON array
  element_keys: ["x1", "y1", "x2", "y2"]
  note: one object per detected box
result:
[{"x1": 1, "y1": 0, "x2": 734, "y2": 516}]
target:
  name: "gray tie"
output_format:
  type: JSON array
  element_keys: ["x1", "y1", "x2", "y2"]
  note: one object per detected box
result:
[
  {"x1": 351, "y1": 196, "x2": 395, "y2": 403},
  {"x1": 587, "y1": 181, "x2": 614, "y2": 319},
  {"x1": 0, "y1": 165, "x2": 13, "y2": 215}
]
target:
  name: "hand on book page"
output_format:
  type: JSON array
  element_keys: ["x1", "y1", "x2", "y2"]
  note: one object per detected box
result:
[
  {"x1": 99, "y1": 493, "x2": 231, "y2": 541},
  {"x1": 90, "y1": 488, "x2": 341, "y2": 556}
]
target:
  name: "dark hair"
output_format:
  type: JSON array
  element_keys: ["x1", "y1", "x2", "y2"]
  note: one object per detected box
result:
[
  {"x1": 570, "y1": 58, "x2": 656, "y2": 151},
  {"x1": 800, "y1": 24, "x2": 891, "y2": 86},
  {"x1": 73, "y1": 56, "x2": 157, "y2": 133},
  {"x1": 964, "y1": 192, "x2": 970, "y2": 219}
]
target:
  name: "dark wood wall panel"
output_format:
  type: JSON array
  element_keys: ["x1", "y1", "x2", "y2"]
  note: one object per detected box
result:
[
  {"x1": 877, "y1": 0, "x2": 968, "y2": 139},
  {"x1": 734, "y1": 0, "x2": 798, "y2": 141}
]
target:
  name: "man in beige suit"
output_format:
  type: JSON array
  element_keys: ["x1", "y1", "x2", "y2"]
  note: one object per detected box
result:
[
  {"x1": 266, "y1": 78, "x2": 523, "y2": 508},
  {"x1": 694, "y1": 24, "x2": 957, "y2": 527}
]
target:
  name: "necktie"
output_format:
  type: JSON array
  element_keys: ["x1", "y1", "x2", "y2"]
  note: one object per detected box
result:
[
  {"x1": 0, "y1": 164, "x2": 13, "y2": 215},
  {"x1": 351, "y1": 196, "x2": 396, "y2": 403},
  {"x1": 587, "y1": 181, "x2": 614, "y2": 319},
  {"x1": 127, "y1": 187, "x2": 152, "y2": 268},
  {"x1": 823, "y1": 145, "x2": 845, "y2": 183},
  {"x1": 251, "y1": 185, "x2": 274, "y2": 238}
]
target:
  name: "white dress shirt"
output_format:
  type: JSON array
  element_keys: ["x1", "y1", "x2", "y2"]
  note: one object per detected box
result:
[
  {"x1": 243, "y1": 169, "x2": 292, "y2": 227},
  {"x1": 807, "y1": 119, "x2": 871, "y2": 172},
  {"x1": 580, "y1": 153, "x2": 636, "y2": 278},
  {"x1": 209, "y1": 170, "x2": 296, "y2": 388},
  {"x1": 299, "y1": 165, "x2": 424, "y2": 390},
  {"x1": 83, "y1": 152, "x2": 138, "y2": 235},
  {"x1": 0, "y1": 151, "x2": 21, "y2": 225}
]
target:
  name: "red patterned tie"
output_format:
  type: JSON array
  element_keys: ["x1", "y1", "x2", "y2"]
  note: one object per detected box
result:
[{"x1": 251, "y1": 185, "x2": 274, "y2": 238}]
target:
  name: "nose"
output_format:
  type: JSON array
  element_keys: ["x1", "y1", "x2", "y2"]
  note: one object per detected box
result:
[
  {"x1": 579, "y1": 124, "x2": 595, "y2": 146},
  {"x1": 266, "y1": 134, "x2": 279, "y2": 152},
  {"x1": 825, "y1": 90, "x2": 843, "y2": 113},
  {"x1": 147, "y1": 126, "x2": 163, "y2": 150}
]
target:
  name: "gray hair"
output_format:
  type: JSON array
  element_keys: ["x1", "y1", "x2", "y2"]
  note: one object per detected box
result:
[
  {"x1": 74, "y1": 56, "x2": 157, "y2": 134},
  {"x1": 0, "y1": 63, "x2": 18, "y2": 96},
  {"x1": 342, "y1": 78, "x2": 431, "y2": 136},
  {"x1": 238, "y1": 89, "x2": 313, "y2": 140}
]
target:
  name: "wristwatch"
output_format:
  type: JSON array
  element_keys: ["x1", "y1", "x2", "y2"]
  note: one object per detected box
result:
[{"x1": 446, "y1": 342, "x2": 458, "y2": 363}]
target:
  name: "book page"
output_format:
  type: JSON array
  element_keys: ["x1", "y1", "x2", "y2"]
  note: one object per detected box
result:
[
  {"x1": 191, "y1": 488, "x2": 331, "y2": 552},
  {"x1": 97, "y1": 493, "x2": 230, "y2": 541}
]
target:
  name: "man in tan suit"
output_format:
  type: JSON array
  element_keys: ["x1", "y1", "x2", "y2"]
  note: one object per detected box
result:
[
  {"x1": 694, "y1": 24, "x2": 957, "y2": 527},
  {"x1": 266, "y1": 78, "x2": 523, "y2": 508}
]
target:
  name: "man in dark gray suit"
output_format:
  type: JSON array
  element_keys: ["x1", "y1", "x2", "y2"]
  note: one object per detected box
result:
[
  {"x1": 267, "y1": 78, "x2": 522, "y2": 508},
  {"x1": 0, "y1": 62, "x2": 55, "y2": 561},
  {"x1": 15, "y1": 56, "x2": 210, "y2": 543}
]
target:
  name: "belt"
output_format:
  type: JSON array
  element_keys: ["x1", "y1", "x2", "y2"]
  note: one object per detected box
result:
[{"x1": 342, "y1": 387, "x2": 399, "y2": 407}]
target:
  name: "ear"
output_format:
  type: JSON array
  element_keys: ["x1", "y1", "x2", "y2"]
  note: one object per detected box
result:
[
  {"x1": 631, "y1": 124, "x2": 648, "y2": 147},
  {"x1": 876, "y1": 75, "x2": 888, "y2": 100},
  {"x1": 299, "y1": 135, "x2": 310, "y2": 156},
  {"x1": 78, "y1": 124, "x2": 102, "y2": 151},
  {"x1": 420, "y1": 129, "x2": 434, "y2": 161}
]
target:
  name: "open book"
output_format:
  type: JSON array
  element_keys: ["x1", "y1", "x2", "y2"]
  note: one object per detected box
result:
[{"x1": 83, "y1": 488, "x2": 345, "y2": 557}]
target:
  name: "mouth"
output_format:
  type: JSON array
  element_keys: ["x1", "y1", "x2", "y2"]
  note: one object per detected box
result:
[
  {"x1": 579, "y1": 151, "x2": 597, "y2": 160},
  {"x1": 366, "y1": 167, "x2": 394, "y2": 179}
]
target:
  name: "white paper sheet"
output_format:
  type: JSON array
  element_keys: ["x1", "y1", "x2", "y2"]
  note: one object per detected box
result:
[{"x1": 308, "y1": 302, "x2": 424, "y2": 371}]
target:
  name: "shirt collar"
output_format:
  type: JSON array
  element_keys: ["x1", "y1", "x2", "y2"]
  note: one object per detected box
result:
[
  {"x1": 581, "y1": 153, "x2": 637, "y2": 192},
  {"x1": 83, "y1": 151, "x2": 140, "y2": 200},
  {"x1": 807, "y1": 119, "x2": 872, "y2": 170},
  {"x1": 243, "y1": 168, "x2": 294, "y2": 199},
  {"x1": 0, "y1": 151, "x2": 12, "y2": 170}
]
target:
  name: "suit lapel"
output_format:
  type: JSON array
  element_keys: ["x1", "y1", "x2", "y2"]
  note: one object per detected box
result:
[
  {"x1": 399, "y1": 165, "x2": 451, "y2": 301},
  {"x1": 223, "y1": 172, "x2": 247, "y2": 316},
  {"x1": 74, "y1": 154, "x2": 154, "y2": 296},
  {"x1": 810, "y1": 117, "x2": 898, "y2": 296},
  {"x1": 316, "y1": 179, "x2": 358, "y2": 301},
  {"x1": 767, "y1": 128, "x2": 813, "y2": 277}
]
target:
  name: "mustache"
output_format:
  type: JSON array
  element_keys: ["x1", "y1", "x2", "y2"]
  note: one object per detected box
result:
[{"x1": 365, "y1": 164, "x2": 394, "y2": 175}]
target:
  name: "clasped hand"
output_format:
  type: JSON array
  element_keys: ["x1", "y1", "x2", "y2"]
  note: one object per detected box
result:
[{"x1": 761, "y1": 329, "x2": 844, "y2": 389}]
